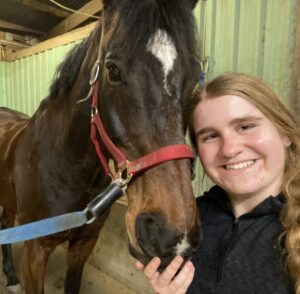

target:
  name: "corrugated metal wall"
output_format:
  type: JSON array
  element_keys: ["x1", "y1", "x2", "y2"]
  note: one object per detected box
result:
[
  {"x1": 194, "y1": 0, "x2": 297, "y2": 105},
  {"x1": 0, "y1": 0, "x2": 298, "y2": 195},
  {"x1": 0, "y1": 62, "x2": 8, "y2": 107},
  {"x1": 1, "y1": 42, "x2": 79, "y2": 114}
]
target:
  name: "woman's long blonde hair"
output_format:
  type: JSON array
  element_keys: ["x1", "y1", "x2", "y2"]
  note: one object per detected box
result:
[{"x1": 187, "y1": 72, "x2": 300, "y2": 293}]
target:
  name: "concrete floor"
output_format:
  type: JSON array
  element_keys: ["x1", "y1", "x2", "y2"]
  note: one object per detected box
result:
[{"x1": 0, "y1": 243, "x2": 138, "y2": 294}]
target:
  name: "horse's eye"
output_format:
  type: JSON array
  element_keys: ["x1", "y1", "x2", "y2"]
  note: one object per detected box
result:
[{"x1": 105, "y1": 61, "x2": 123, "y2": 83}]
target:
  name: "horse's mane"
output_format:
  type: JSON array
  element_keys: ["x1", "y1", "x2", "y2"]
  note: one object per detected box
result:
[
  {"x1": 48, "y1": 0, "x2": 199, "y2": 100},
  {"x1": 48, "y1": 25, "x2": 101, "y2": 100}
]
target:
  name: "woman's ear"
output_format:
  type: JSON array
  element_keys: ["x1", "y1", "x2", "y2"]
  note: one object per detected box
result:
[{"x1": 283, "y1": 136, "x2": 292, "y2": 147}]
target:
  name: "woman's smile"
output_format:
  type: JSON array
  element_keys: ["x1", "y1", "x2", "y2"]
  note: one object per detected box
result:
[{"x1": 223, "y1": 159, "x2": 255, "y2": 170}]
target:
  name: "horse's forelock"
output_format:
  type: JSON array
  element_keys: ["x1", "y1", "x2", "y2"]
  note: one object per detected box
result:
[{"x1": 106, "y1": 0, "x2": 199, "y2": 62}]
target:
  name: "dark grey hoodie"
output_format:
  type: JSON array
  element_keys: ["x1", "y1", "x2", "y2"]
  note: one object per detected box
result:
[{"x1": 188, "y1": 185, "x2": 294, "y2": 294}]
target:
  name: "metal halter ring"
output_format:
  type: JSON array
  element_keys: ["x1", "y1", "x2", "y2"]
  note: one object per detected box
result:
[
  {"x1": 91, "y1": 106, "x2": 98, "y2": 118},
  {"x1": 89, "y1": 60, "x2": 100, "y2": 86},
  {"x1": 117, "y1": 161, "x2": 132, "y2": 186}
]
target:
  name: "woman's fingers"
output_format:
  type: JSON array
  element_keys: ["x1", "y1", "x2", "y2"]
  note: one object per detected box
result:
[
  {"x1": 135, "y1": 260, "x2": 145, "y2": 271},
  {"x1": 143, "y1": 257, "x2": 161, "y2": 282},
  {"x1": 155, "y1": 256, "x2": 184, "y2": 289},
  {"x1": 173, "y1": 261, "x2": 195, "y2": 294},
  {"x1": 135, "y1": 256, "x2": 195, "y2": 294},
  {"x1": 160, "y1": 256, "x2": 184, "y2": 282}
]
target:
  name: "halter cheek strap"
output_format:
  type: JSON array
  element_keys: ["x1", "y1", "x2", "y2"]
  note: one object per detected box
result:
[{"x1": 90, "y1": 81, "x2": 194, "y2": 180}]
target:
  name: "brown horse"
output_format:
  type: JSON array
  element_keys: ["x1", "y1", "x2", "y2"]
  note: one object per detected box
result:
[{"x1": 0, "y1": 0, "x2": 201, "y2": 293}]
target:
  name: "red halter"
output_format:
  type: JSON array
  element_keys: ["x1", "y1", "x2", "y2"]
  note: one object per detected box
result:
[{"x1": 90, "y1": 81, "x2": 194, "y2": 179}]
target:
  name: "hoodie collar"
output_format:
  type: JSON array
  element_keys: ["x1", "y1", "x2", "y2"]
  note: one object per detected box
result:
[{"x1": 204, "y1": 185, "x2": 285, "y2": 217}]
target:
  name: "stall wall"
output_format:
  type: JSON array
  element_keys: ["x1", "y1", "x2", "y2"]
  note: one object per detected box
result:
[
  {"x1": 0, "y1": 62, "x2": 8, "y2": 106},
  {"x1": 194, "y1": 0, "x2": 297, "y2": 105},
  {"x1": 0, "y1": 42, "x2": 79, "y2": 114}
]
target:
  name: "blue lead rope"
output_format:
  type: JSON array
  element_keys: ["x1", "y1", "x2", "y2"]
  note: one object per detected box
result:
[
  {"x1": 0, "y1": 211, "x2": 88, "y2": 245},
  {"x1": 0, "y1": 180, "x2": 126, "y2": 244}
]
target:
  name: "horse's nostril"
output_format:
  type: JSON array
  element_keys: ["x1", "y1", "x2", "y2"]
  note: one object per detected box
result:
[
  {"x1": 133, "y1": 212, "x2": 202, "y2": 270},
  {"x1": 136, "y1": 212, "x2": 182, "y2": 257},
  {"x1": 137, "y1": 213, "x2": 161, "y2": 251}
]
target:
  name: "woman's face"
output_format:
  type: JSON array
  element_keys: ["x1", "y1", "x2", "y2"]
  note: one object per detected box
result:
[{"x1": 193, "y1": 94, "x2": 290, "y2": 201}]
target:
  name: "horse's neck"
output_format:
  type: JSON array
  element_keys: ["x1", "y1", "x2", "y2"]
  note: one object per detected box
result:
[
  {"x1": 31, "y1": 98, "x2": 108, "y2": 192},
  {"x1": 30, "y1": 27, "x2": 108, "y2": 186},
  {"x1": 35, "y1": 33, "x2": 101, "y2": 152}
]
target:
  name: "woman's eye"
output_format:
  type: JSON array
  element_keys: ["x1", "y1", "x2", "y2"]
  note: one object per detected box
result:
[
  {"x1": 239, "y1": 123, "x2": 255, "y2": 131},
  {"x1": 201, "y1": 133, "x2": 217, "y2": 142},
  {"x1": 105, "y1": 61, "x2": 123, "y2": 83}
]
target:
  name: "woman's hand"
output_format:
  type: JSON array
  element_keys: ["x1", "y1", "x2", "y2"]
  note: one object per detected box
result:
[{"x1": 135, "y1": 256, "x2": 195, "y2": 294}]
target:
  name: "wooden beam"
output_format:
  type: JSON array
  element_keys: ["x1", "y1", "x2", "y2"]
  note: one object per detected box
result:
[
  {"x1": 7, "y1": 22, "x2": 97, "y2": 61},
  {"x1": 48, "y1": 0, "x2": 102, "y2": 38},
  {"x1": 0, "y1": 45, "x2": 4, "y2": 61},
  {"x1": 0, "y1": 19, "x2": 44, "y2": 36},
  {"x1": 8, "y1": 0, "x2": 70, "y2": 18},
  {"x1": 0, "y1": 31, "x2": 30, "y2": 44},
  {"x1": 0, "y1": 38, "x2": 29, "y2": 49}
]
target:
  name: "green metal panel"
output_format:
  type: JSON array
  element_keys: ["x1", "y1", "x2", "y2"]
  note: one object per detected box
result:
[
  {"x1": 5, "y1": 41, "x2": 79, "y2": 115},
  {"x1": 193, "y1": 0, "x2": 297, "y2": 195},
  {"x1": 0, "y1": 62, "x2": 8, "y2": 107},
  {"x1": 194, "y1": 0, "x2": 297, "y2": 104}
]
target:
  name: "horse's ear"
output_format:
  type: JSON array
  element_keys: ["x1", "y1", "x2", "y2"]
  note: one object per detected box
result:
[{"x1": 187, "y1": 0, "x2": 199, "y2": 9}]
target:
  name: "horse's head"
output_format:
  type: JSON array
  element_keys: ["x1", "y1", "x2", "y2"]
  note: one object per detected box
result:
[{"x1": 97, "y1": 0, "x2": 201, "y2": 268}]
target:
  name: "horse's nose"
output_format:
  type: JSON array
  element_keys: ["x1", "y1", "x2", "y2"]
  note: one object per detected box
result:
[{"x1": 136, "y1": 212, "x2": 197, "y2": 264}]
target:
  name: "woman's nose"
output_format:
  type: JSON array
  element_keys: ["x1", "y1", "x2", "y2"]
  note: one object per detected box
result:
[{"x1": 220, "y1": 135, "x2": 242, "y2": 158}]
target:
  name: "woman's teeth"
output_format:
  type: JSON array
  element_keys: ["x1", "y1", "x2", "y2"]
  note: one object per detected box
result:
[{"x1": 225, "y1": 160, "x2": 254, "y2": 170}]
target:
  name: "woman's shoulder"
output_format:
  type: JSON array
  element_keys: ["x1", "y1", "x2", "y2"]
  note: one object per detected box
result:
[
  {"x1": 196, "y1": 185, "x2": 229, "y2": 215},
  {"x1": 196, "y1": 185, "x2": 226, "y2": 203}
]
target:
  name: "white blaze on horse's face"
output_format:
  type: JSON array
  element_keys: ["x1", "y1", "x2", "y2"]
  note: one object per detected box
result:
[{"x1": 147, "y1": 29, "x2": 178, "y2": 95}]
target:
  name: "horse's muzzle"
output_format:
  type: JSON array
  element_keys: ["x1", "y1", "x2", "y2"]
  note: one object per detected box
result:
[{"x1": 131, "y1": 212, "x2": 202, "y2": 270}]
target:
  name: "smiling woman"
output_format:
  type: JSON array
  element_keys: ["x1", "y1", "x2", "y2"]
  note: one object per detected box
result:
[
  {"x1": 193, "y1": 94, "x2": 289, "y2": 217},
  {"x1": 136, "y1": 72, "x2": 300, "y2": 294}
]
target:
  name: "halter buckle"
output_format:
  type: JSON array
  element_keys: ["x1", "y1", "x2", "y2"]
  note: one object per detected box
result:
[{"x1": 116, "y1": 161, "x2": 132, "y2": 186}]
